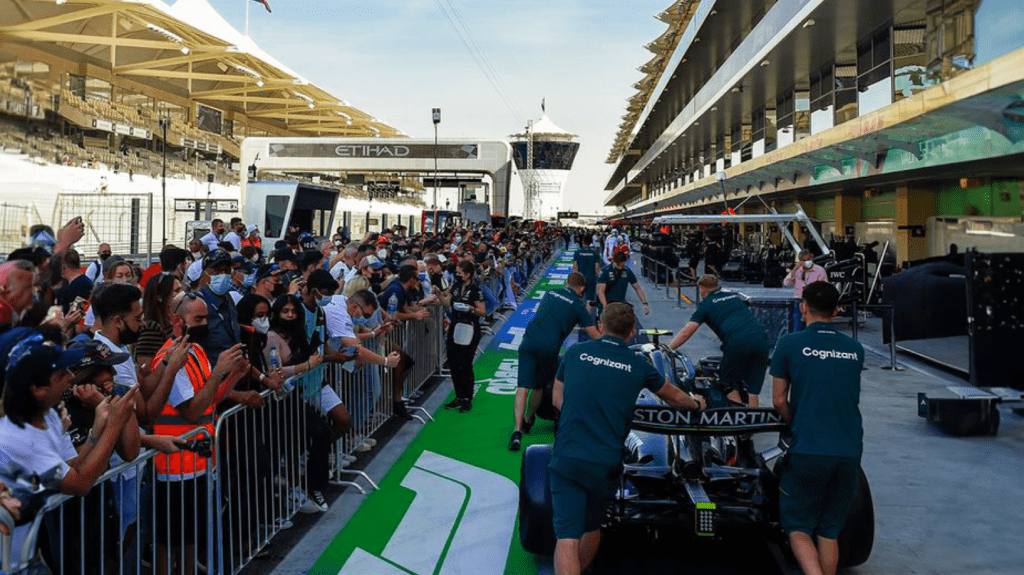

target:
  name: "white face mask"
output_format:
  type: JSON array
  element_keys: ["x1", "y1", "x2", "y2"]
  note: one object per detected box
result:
[
  {"x1": 377, "y1": 249, "x2": 388, "y2": 259},
  {"x1": 330, "y1": 250, "x2": 339, "y2": 259},
  {"x1": 803, "y1": 260, "x2": 814, "y2": 269},
  {"x1": 252, "y1": 316, "x2": 270, "y2": 334}
]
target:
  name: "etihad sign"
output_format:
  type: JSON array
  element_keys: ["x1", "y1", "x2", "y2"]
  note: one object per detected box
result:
[{"x1": 334, "y1": 144, "x2": 411, "y2": 158}]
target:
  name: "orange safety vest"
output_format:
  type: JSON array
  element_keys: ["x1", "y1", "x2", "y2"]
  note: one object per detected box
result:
[{"x1": 151, "y1": 340, "x2": 216, "y2": 481}]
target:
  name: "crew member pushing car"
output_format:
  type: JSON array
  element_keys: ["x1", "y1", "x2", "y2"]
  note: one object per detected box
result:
[
  {"x1": 510, "y1": 273, "x2": 600, "y2": 451},
  {"x1": 550, "y1": 302, "x2": 702, "y2": 575},
  {"x1": 667, "y1": 274, "x2": 771, "y2": 406},
  {"x1": 771, "y1": 281, "x2": 864, "y2": 575}
]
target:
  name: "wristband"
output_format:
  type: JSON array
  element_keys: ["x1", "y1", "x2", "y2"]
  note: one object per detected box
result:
[
  {"x1": 88, "y1": 429, "x2": 99, "y2": 445},
  {"x1": 259, "y1": 373, "x2": 267, "y2": 383}
]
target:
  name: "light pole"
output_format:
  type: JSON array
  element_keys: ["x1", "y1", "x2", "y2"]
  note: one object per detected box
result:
[
  {"x1": 159, "y1": 117, "x2": 169, "y2": 245},
  {"x1": 432, "y1": 107, "x2": 440, "y2": 234}
]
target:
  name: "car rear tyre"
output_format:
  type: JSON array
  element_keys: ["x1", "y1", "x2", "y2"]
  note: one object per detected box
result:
[
  {"x1": 838, "y1": 467, "x2": 874, "y2": 567},
  {"x1": 519, "y1": 444, "x2": 556, "y2": 555}
]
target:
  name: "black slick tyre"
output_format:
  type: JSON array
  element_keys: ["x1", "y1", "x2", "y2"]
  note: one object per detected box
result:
[
  {"x1": 838, "y1": 467, "x2": 875, "y2": 567},
  {"x1": 519, "y1": 444, "x2": 556, "y2": 555}
]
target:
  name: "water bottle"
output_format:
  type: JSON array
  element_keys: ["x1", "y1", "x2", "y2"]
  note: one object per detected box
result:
[
  {"x1": 388, "y1": 294, "x2": 398, "y2": 319},
  {"x1": 270, "y1": 346, "x2": 288, "y2": 398}
]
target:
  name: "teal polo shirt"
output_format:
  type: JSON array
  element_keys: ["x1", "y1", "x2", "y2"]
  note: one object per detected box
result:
[
  {"x1": 597, "y1": 264, "x2": 637, "y2": 303},
  {"x1": 689, "y1": 289, "x2": 769, "y2": 348},
  {"x1": 573, "y1": 248, "x2": 601, "y2": 284},
  {"x1": 769, "y1": 322, "x2": 864, "y2": 458},
  {"x1": 554, "y1": 336, "x2": 665, "y2": 466},
  {"x1": 522, "y1": 287, "x2": 594, "y2": 352}
]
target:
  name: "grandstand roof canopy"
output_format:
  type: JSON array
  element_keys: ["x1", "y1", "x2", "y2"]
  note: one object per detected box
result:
[{"x1": 0, "y1": 0, "x2": 401, "y2": 139}]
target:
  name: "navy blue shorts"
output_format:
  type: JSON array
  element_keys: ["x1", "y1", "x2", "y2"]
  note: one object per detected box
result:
[
  {"x1": 720, "y1": 339, "x2": 770, "y2": 394},
  {"x1": 549, "y1": 456, "x2": 618, "y2": 540},
  {"x1": 517, "y1": 343, "x2": 558, "y2": 390}
]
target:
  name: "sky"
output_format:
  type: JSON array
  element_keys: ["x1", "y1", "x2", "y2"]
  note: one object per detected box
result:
[
  {"x1": 201, "y1": 0, "x2": 1024, "y2": 216},
  {"x1": 204, "y1": 0, "x2": 669, "y2": 215}
]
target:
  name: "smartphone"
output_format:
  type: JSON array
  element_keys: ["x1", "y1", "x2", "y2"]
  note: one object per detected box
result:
[{"x1": 72, "y1": 296, "x2": 87, "y2": 314}]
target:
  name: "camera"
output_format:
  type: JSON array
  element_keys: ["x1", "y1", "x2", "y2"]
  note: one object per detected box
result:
[{"x1": 180, "y1": 437, "x2": 213, "y2": 459}]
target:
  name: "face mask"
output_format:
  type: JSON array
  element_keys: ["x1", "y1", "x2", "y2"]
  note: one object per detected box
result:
[
  {"x1": 119, "y1": 320, "x2": 140, "y2": 345},
  {"x1": 377, "y1": 249, "x2": 388, "y2": 260},
  {"x1": 242, "y1": 272, "x2": 257, "y2": 289},
  {"x1": 455, "y1": 235, "x2": 462, "y2": 244},
  {"x1": 271, "y1": 283, "x2": 286, "y2": 299},
  {"x1": 803, "y1": 260, "x2": 814, "y2": 269},
  {"x1": 99, "y1": 253, "x2": 111, "y2": 261},
  {"x1": 208, "y1": 273, "x2": 232, "y2": 295},
  {"x1": 317, "y1": 294, "x2": 333, "y2": 307},
  {"x1": 352, "y1": 316, "x2": 369, "y2": 326},
  {"x1": 252, "y1": 316, "x2": 270, "y2": 334},
  {"x1": 185, "y1": 323, "x2": 209, "y2": 347},
  {"x1": 251, "y1": 255, "x2": 259, "y2": 263},
  {"x1": 330, "y1": 250, "x2": 339, "y2": 259}
]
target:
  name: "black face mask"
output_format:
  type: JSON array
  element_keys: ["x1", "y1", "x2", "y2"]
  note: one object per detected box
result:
[
  {"x1": 99, "y1": 253, "x2": 111, "y2": 261},
  {"x1": 185, "y1": 324, "x2": 209, "y2": 348},
  {"x1": 271, "y1": 283, "x2": 286, "y2": 299},
  {"x1": 119, "y1": 320, "x2": 141, "y2": 345}
]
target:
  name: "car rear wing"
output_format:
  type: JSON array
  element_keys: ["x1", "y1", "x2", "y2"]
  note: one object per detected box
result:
[{"x1": 632, "y1": 406, "x2": 789, "y2": 435}]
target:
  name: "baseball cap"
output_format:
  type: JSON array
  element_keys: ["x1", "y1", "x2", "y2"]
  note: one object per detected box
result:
[
  {"x1": 247, "y1": 224, "x2": 259, "y2": 235},
  {"x1": 376, "y1": 236, "x2": 390, "y2": 245},
  {"x1": 254, "y1": 264, "x2": 281, "y2": 283},
  {"x1": 67, "y1": 340, "x2": 130, "y2": 377},
  {"x1": 358, "y1": 255, "x2": 386, "y2": 270},
  {"x1": 6, "y1": 335, "x2": 82, "y2": 384},
  {"x1": 230, "y1": 254, "x2": 256, "y2": 274},
  {"x1": 273, "y1": 248, "x2": 297, "y2": 264},
  {"x1": 203, "y1": 249, "x2": 232, "y2": 269}
]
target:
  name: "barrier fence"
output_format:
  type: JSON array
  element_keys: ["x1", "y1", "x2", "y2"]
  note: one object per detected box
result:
[{"x1": 1, "y1": 248, "x2": 558, "y2": 575}]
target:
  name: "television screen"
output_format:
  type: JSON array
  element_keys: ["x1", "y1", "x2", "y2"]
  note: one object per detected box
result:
[{"x1": 196, "y1": 104, "x2": 222, "y2": 134}]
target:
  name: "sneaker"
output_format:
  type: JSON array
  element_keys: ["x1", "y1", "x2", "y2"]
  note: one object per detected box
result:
[
  {"x1": 363, "y1": 438, "x2": 377, "y2": 447},
  {"x1": 308, "y1": 490, "x2": 329, "y2": 512},
  {"x1": 458, "y1": 399, "x2": 473, "y2": 413},
  {"x1": 355, "y1": 442, "x2": 372, "y2": 453},
  {"x1": 299, "y1": 497, "x2": 322, "y2": 514},
  {"x1": 393, "y1": 402, "x2": 414, "y2": 420},
  {"x1": 343, "y1": 454, "x2": 358, "y2": 463},
  {"x1": 444, "y1": 398, "x2": 463, "y2": 410},
  {"x1": 508, "y1": 431, "x2": 522, "y2": 451},
  {"x1": 522, "y1": 417, "x2": 535, "y2": 434}
]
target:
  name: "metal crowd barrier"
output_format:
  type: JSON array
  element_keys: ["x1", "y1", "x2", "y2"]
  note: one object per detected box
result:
[{"x1": 638, "y1": 253, "x2": 698, "y2": 309}]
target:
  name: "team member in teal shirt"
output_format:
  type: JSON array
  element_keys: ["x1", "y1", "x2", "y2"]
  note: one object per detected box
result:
[
  {"x1": 571, "y1": 235, "x2": 601, "y2": 307},
  {"x1": 771, "y1": 282, "x2": 864, "y2": 575},
  {"x1": 510, "y1": 273, "x2": 600, "y2": 451},
  {"x1": 596, "y1": 251, "x2": 649, "y2": 318},
  {"x1": 550, "y1": 302, "x2": 702, "y2": 575},
  {"x1": 668, "y1": 274, "x2": 771, "y2": 406}
]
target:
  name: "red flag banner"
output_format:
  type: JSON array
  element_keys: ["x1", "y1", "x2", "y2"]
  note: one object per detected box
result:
[{"x1": 252, "y1": 0, "x2": 272, "y2": 13}]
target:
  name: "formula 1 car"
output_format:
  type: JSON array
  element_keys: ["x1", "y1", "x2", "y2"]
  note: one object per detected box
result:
[{"x1": 518, "y1": 331, "x2": 874, "y2": 567}]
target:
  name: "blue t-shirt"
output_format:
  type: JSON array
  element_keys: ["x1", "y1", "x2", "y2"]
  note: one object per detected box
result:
[
  {"x1": 769, "y1": 322, "x2": 864, "y2": 458},
  {"x1": 555, "y1": 336, "x2": 664, "y2": 466},
  {"x1": 377, "y1": 281, "x2": 409, "y2": 315}
]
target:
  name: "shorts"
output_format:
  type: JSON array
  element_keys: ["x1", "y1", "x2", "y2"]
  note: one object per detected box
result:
[
  {"x1": 779, "y1": 454, "x2": 860, "y2": 539},
  {"x1": 154, "y1": 475, "x2": 209, "y2": 545},
  {"x1": 320, "y1": 384, "x2": 344, "y2": 414},
  {"x1": 583, "y1": 282, "x2": 596, "y2": 302},
  {"x1": 549, "y1": 456, "x2": 619, "y2": 540},
  {"x1": 720, "y1": 339, "x2": 770, "y2": 394},
  {"x1": 517, "y1": 342, "x2": 559, "y2": 390}
]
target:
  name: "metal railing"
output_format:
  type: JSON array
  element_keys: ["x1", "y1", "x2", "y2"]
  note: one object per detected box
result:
[{"x1": 638, "y1": 253, "x2": 699, "y2": 308}]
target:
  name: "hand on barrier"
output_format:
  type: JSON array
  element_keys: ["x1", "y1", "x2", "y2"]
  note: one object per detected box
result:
[
  {"x1": 236, "y1": 390, "x2": 265, "y2": 409},
  {"x1": 263, "y1": 369, "x2": 285, "y2": 391},
  {"x1": 147, "y1": 435, "x2": 186, "y2": 454},
  {"x1": 0, "y1": 481, "x2": 21, "y2": 536},
  {"x1": 415, "y1": 309, "x2": 430, "y2": 321},
  {"x1": 308, "y1": 353, "x2": 324, "y2": 369},
  {"x1": 386, "y1": 351, "x2": 402, "y2": 368}
]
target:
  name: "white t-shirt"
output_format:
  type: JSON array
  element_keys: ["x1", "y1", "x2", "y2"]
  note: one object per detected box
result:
[
  {"x1": 85, "y1": 259, "x2": 104, "y2": 283},
  {"x1": 0, "y1": 410, "x2": 78, "y2": 554},
  {"x1": 94, "y1": 332, "x2": 138, "y2": 390},
  {"x1": 199, "y1": 231, "x2": 220, "y2": 252},
  {"x1": 223, "y1": 231, "x2": 242, "y2": 251},
  {"x1": 323, "y1": 296, "x2": 356, "y2": 339},
  {"x1": 168, "y1": 358, "x2": 198, "y2": 408}
]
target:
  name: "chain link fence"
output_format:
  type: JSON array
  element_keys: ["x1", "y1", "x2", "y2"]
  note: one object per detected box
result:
[
  {"x1": 0, "y1": 203, "x2": 31, "y2": 260},
  {"x1": 52, "y1": 192, "x2": 154, "y2": 264}
]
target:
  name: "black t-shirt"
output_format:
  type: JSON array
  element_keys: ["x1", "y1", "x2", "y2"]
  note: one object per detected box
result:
[{"x1": 59, "y1": 274, "x2": 93, "y2": 313}]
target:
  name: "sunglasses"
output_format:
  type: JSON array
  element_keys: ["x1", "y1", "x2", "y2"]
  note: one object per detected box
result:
[{"x1": 172, "y1": 291, "x2": 201, "y2": 315}]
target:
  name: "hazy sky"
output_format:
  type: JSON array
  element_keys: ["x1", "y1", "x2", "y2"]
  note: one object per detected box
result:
[
  {"x1": 204, "y1": 0, "x2": 1024, "y2": 214},
  {"x1": 205, "y1": 0, "x2": 668, "y2": 214}
]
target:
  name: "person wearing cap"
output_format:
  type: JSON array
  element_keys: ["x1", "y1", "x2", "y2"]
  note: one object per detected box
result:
[
  {"x1": 199, "y1": 218, "x2": 226, "y2": 252},
  {"x1": 229, "y1": 255, "x2": 257, "y2": 305},
  {"x1": 198, "y1": 250, "x2": 242, "y2": 365},
  {"x1": 223, "y1": 218, "x2": 246, "y2": 252},
  {"x1": 252, "y1": 263, "x2": 283, "y2": 301},
  {"x1": 273, "y1": 247, "x2": 301, "y2": 292},
  {"x1": 347, "y1": 255, "x2": 386, "y2": 296},
  {"x1": 667, "y1": 274, "x2": 772, "y2": 406},
  {"x1": 550, "y1": 303, "x2": 703, "y2": 575},
  {"x1": 240, "y1": 224, "x2": 262, "y2": 250},
  {"x1": 509, "y1": 273, "x2": 601, "y2": 451},
  {"x1": 0, "y1": 335, "x2": 141, "y2": 497}
]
